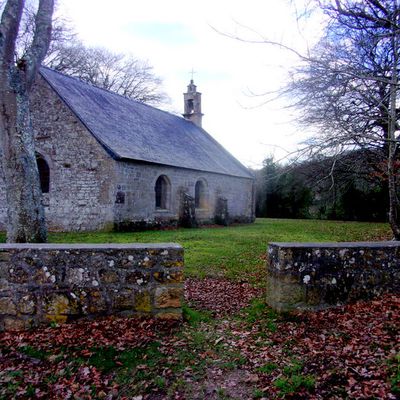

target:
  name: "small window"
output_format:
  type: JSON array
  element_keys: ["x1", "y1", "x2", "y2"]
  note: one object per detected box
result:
[
  {"x1": 187, "y1": 99, "x2": 194, "y2": 113},
  {"x1": 36, "y1": 155, "x2": 50, "y2": 193},
  {"x1": 195, "y1": 179, "x2": 207, "y2": 208},
  {"x1": 155, "y1": 175, "x2": 170, "y2": 209},
  {"x1": 115, "y1": 191, "x2": 125, "y2": 204}
]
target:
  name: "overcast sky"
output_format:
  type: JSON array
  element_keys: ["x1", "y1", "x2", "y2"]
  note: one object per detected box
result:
[{"x1": 57, "y1": 0, "x2": 324, "y2": 169}]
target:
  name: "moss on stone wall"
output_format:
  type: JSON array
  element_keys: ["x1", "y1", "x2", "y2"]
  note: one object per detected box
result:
[
  {"x1": 267, "y1": 241, "x2": 400, "y2": 311},
  {"x1": 0, "y1": 243, "x2": 184, "y2": 331}
]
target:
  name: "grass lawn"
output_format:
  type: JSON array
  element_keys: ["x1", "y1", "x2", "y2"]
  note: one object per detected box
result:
[{"x1": 0, "y1": 218, "x2": 392, "y2": 281}]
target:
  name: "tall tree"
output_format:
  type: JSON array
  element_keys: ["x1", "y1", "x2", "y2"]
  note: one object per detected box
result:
[
  {"x1": 0, "y1": 0, "x2": 54, "y2": 242},
  {"x1": 227, "y1": 1, "x2": 399, "y2": 234},
  {"x1": 282, "y1": 0, "x2": 400, "y2": 236},
  {"x1": 255, "y1": 157, "x2": 312, "y2": 219}
]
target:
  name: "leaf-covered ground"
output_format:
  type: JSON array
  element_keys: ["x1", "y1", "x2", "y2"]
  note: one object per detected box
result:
[{"x1": 0, "y1": 278, "x2": 399, "y2": 399}]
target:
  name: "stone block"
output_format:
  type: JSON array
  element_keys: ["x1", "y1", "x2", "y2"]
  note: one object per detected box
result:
[
  {"x1": 153, "y1": 270, "x2": 183, "y2": 284},
  {"x1": 118, "y1": 258, "x2": 136, "y2": 269},
  {"x1": 4, "y1": 317, "x2": 32, "y2": 331},
  {"x1": 99, "y1": 269, "x2": 119, "y2": 284},
  {"x1": 0, "y1": 279, "x2": 10, "y2": 291},
  {"x1": 161, "y1": 260, "x2": 184, "y2": 269},
  {"x1": 8, "y1": 266, "x2": 29, "y2": 284},
  {"x1": 155, "y1": 311, "x2": 182, "y2": 320},
  {"x1": 33, "y1": 266, "x2": 57, "y2": 285},
  {"x1": 64, "y1": 267, "x2": 99, "y2": 287},
  {"x1": 0, "y1": 297, "x2": 17, "y2": 315},
  {"x1": 0, "y1": 263, "x2": 9, "y2": 279},
  {"x1": 43, "y1": 293, "x2": 78, "y2": 318},
  {"x1": 266, "y1": 275, "x2": 305, "y2": 311},
  {"x1": 18, "y1": 295, "x2": 36, "y2": 315},
  {"x1": 125, "y1": 270, "x2": 150, "y2": 286},
  {"x1": 135, "y1": 291, "x2": 151, "y2": 312},
  {"x1": 0, "y1": 252, "x2": 10, "y2": 262},
  {"x1": 140, "y1": 256, "x2": 155, "y2": 268},
  {"x1": 154, "y1": 287, "x2": 183, "y2": 309},
  {"x1": 87, "y1": 289, "x2": 107, "y2": 314},
  {"x1": 45, "y1": 314, "x2": 68, "y2": 324},
  {"x1": 112, "y1": 289, "x2": 135, "y2": 310}
]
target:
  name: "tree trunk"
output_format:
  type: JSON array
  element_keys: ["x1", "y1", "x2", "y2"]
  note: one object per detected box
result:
[
  {"x1": 0, "y1": 67, "x2": 47, "y2": 242},
  {"x1": 387, "y1": 14, "x2": 400, "y2": 240},
  {"x1": 387, "y1": 86, "x2": 400, "y2": 239},
  {"x1": 0, "y1": 0, "x2": 54, "y2": 242}
]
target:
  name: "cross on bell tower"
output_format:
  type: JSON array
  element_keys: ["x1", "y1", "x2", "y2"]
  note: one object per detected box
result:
[{"x1": 183, "y1": 71, "x2": 203, "y2": 128}]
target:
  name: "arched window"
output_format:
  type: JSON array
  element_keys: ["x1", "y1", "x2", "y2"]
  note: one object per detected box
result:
[
  {"x1": 195, "y1": 179, "x2": 207, "y2": 208},
  {"x1": 155, "y1": 175, "x2": 170, "y2": 209},
  {"x1": 36, "y1": 155, "x2": 50, "y2": 193},
  {"x1": 188, "y1": 99, "x2": 194, "y2": 113}
]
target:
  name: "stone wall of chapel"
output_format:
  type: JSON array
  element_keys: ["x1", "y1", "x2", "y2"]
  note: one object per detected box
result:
[
  {"x1": 0, "y1": 76, "x2": 116, "y2": 232},
  {"x1": 113, "y1": 162, "x2": 255, "y2": 226},
  {"x1": 0, "y1": 75, "x2": 255, "y2": 233}
]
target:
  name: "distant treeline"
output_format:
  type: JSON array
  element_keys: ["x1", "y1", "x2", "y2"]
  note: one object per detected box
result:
[{"x1": 255, "y1": 151, "x2": 388, "y2": 222}]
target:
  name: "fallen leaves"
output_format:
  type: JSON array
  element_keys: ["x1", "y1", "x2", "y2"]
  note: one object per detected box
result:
[
  {"x1": 0, "y1": 317, "x2": 178, "y2": 399},
  {"x1": 185, "y1": 277, "x2": 263, "y2": 317},
  {"x1": 0, "y1": 280, "x2": 398, "y2": 399},
  {"x1": 234, "y1": 293, "x2": 400, "y2": 399}
]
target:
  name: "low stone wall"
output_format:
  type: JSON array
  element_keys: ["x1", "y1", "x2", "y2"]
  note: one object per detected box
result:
[
  {"x1": 267, "y1": 242, "x2": 400, "y2": 311},
  {"x1": 0, "y1": 243, "x2": 183, "y2": 331}
]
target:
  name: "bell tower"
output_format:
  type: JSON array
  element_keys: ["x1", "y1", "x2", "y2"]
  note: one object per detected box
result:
[{"x1": 183, "y1": 79, "x2": 203, "y2": 128}]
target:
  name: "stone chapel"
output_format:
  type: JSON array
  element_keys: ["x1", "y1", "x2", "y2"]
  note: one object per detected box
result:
[{"x1": 0, "y1": 68, "x2": 255, "y2": 232}]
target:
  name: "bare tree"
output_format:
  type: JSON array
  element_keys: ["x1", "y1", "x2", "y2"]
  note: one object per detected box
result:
[
  {"x1": 45, "y1": 41, "x2": 169, "y2": 106},
  {"x1": 224, "y1": 0, "x2": 399, "y2": 236},
  {"x1": 0, "y1": 0, "x2": 54, "y2": 242},
  {"x1": 283, "y1": 0, "x2": 400, "y2": 237}
]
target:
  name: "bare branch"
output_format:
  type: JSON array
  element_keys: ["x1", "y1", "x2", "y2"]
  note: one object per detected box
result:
[
  {"x1": 0, "y1": 0, "x2": 24, "y2": 65},
  {"x1": 24, "y1": 0, "x2": 54, "y2": 89},
  {"x1": 45, "y1": 42, "x2": 169, "y2": 106}
]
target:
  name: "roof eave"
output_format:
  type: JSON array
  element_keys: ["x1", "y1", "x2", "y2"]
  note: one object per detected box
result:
[{"x1": 117, "y1": 156, "x2": 255, "y2": 180}]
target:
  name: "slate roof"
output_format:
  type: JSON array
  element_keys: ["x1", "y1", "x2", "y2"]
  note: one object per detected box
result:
[{"x1": 39, "y1": 67, "x2": 253, "y2": 179}]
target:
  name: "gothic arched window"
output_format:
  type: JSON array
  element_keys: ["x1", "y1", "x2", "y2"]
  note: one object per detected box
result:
[
  {"x1": 155, "y1": 175, "x2": 171, "y2": 209},
  {"x1": 195, "y1": 179, "x2": 207, "y2": 208},
  {"x1": 36, "y1": 154, "x2": 50, "y2": 193}
]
